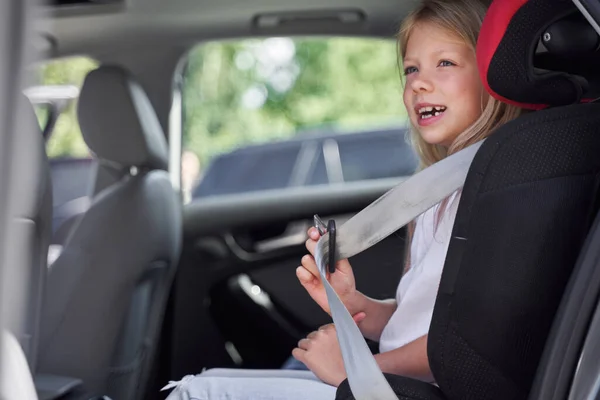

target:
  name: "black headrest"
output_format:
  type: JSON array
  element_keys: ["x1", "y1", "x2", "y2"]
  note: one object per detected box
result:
[
  {"x1": 78, "y1": 65, "x2": 169, "y2": 171},
  {"x1": 477, "y1": 0, "x2": 600, "y2": 109}
]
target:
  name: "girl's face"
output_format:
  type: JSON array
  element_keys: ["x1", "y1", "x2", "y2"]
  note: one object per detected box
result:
[{"x1": 403, "y1": 22, "x2": 489, "y2": 148}]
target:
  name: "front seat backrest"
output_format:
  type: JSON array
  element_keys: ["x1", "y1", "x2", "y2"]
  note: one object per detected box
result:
[
  {"x1": 37, "y1": 65, "x2": 182, "y2": 400},
  {"x1": 2, "y1": 95, "x2": 52, "y2": 371},
  {"x1": 336, "y1": 0, "x2": 600, "y2": 399}
]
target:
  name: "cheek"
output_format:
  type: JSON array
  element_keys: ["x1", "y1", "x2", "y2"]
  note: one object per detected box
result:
[
  {"x1": 447, "y1": 76, "x2": 485, "y2": 116},
  {"x1": 403, "y1": 86, "x2": 412, "y2": 109},
  {"x1": 403, "y1": 91, "x2": 417, "y2": 123}
]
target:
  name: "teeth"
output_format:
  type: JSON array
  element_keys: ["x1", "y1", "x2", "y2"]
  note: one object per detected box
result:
[
  {"x1": 417, "y1": 105, "x2": 446, "y2": 115},
  {"x1": 434, "y1": 111, "x2": 440, "y2": 116}
]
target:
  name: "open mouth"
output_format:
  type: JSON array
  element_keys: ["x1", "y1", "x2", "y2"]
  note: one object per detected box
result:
[{"x1": 417, "y1": 105, "x2": 447, "y2": 120}]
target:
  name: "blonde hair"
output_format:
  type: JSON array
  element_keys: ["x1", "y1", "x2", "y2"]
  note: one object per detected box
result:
[{"x1": 398, "y1": 0, "x2": 523, "y2": 271}]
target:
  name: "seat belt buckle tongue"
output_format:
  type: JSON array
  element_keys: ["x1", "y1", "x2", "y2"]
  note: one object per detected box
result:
[
  {"x1": 313, "y1": 215, "x2": 337, "y2": 274},
  {"x1": 313, "y1": 214, "x2": 327, "y2": 235}
]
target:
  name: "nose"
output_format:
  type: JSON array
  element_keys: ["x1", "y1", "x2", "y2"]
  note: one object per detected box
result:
[{"x1": 410, "y1": 71, "x2": 434, "y2": 93}]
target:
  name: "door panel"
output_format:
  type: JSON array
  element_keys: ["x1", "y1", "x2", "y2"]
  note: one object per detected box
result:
[
  {"x1": 164, "y1": 178, "x2": 407, "y2": 381},
  {"x1": 248, "y1": 232, "x2": 405, "y2": 332}
]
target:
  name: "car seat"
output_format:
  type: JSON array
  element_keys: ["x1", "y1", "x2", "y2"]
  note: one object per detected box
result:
[{"x1": 337, "y1": 0, "x2": 600, "y2": 398}]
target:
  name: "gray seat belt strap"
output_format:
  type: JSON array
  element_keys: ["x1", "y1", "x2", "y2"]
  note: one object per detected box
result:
[{"x1": 313, "y1": 141, "x2": 482, "y2": 400}]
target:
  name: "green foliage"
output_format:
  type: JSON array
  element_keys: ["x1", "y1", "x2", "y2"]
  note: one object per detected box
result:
[
  {"x1": 36, "y1": 38, "x2": 407, "y2": 164},
  {"x1": 182, "y1": 37, "x2": 407, "y2": 167},
  {"x1": 37, "y1": 56, "x2": 98, "y2": 158}
]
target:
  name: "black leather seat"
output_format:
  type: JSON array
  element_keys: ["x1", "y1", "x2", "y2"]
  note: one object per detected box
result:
[
  {"x1": 337, "y1": 0, "x2": 600, "y2": 398},
  {"x1": 37, "y1": 65, "x2": 182, "y2": 400}
]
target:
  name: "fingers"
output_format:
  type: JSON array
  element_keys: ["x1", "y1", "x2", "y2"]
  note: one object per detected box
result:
[
  {"x1": 305, "y1": 227, "x2": 353, "y2": 277},
  {"x1": 305, "y1": 227, "x2": 320, "y2": 256},
  {"x1": 352, "y1": 312, "x2": 367, "y2": 324},
  {"x1": 296, "y1": 265, "x2": 315, "y2": 286},
  {"x1": 300, "y1": 327, "x2": 328, "y2": 348},
  {"x1": 296, "y1": 255, "x2": 320, "y2": 292},
  {"x1": 308, "y1": 227, "x2": 321, "y2": 241},
  {"x1": 299, "y1": 328, "x2": 327, "y2": 351},
  {"x1": 291, "y1": 347, "x2": 305, "y2": 364},
  {"x1": 305, "y1": 238, "x2": 317, "y2": 256},
  {"x1": 300, "y1": 254, "x2": 319, "y2": 278},
  {"x1": 297, "y1": 338, "x2": 311, "y2": 350}
]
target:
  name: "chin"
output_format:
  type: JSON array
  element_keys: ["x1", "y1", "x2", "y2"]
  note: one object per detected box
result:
[
  {"x1": 419, "y1": 125, "x2": 462, "y2": 147},
  {"x1": 419, "y1": 132, "x2": 451, "y2": 147}
]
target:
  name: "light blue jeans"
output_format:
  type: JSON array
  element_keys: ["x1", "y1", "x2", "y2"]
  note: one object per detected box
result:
[
  {"x1": 163, "y1": 368, "x2": 337, "y2": 400},
  {"x1": 281, "y1": 355, "x2": 309, "y2": 371}
]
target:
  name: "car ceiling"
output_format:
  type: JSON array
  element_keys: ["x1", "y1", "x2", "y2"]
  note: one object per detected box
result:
[{"x1": 38, "y1": 0, "x2": 418, "y2": 56}]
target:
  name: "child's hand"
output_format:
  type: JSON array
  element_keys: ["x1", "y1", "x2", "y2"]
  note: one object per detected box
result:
[
  {"x1": 296, "y1": 227, "x2": 361, "y2": 316},
  {"x1": 292, "y1": 312, "x2": 366, "y2": 387}
]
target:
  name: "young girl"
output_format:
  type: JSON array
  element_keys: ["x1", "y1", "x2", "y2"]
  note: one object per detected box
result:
[{"x1": 165, "y1": 0, "x2": 522, "y2": 398}]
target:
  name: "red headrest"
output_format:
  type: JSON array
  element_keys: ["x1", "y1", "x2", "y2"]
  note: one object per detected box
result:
[{"x1": 477, "y1": 0, "x2": 598, "y2": 110}]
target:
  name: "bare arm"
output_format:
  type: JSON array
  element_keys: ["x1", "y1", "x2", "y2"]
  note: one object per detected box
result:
[
  {"x1": 352, "y1": 292, "x2": 398, "y2": 342},
  {"x1": 374, "y1": 335, "x2": 432, "y2": 382}
]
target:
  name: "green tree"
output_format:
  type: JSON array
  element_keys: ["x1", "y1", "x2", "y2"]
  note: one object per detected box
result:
[
  {"x1": 183, "y1": 37, "x2": 407, "y2": 167},
  {"x1": 37, "y1": 56, "x2": 98, "y2": 158}
]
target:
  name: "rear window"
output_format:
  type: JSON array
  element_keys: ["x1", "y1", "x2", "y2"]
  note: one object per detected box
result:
[{"x1": 181, "y1": 37, "x2": 416, "y2": 200}]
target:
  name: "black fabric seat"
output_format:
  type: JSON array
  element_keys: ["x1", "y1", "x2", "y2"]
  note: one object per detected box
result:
[
  {"x1": 37, "y1": 66, "x2": 182, "y2": 400},
  {"x1": 337, "y1": 374, "x2": 445, "y2": 400},
  {"x1": 428, "y1": 102, "x2": 600, "y2": 400},
  {"x1": 336, "y1": 0, "x2": 600, "y2": 399}
]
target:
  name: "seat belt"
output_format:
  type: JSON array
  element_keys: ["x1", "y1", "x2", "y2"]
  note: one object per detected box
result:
[{"x1": 313, "y1": 140, "x2": 483, "y2": 400}]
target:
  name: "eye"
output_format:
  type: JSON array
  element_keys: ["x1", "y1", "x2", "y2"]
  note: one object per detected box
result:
[
  {"x1": 404, "y1": 66, "x2": 418, "y2": 75},
  {"x1": 438, "y1": 60, "x2": 456, "y2": 67}
]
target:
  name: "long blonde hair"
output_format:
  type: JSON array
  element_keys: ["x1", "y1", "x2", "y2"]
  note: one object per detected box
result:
[{"x1": 398, "y1": 0, "x2": 523, "y2": 271}]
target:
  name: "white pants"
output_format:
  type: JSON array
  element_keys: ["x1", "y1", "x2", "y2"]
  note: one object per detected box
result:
[{"x1": 163, "y1": 368, "x2": 337, "y2": 400}]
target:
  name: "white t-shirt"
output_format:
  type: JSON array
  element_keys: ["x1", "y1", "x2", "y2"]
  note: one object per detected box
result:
[{"x1": 378, "y1": 190, "x2": 461, "y2": 353}]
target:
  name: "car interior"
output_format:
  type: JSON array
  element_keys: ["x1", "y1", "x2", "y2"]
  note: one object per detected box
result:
[{"x1": 0, "y1": 0, "x2": 600, "y2": 399}]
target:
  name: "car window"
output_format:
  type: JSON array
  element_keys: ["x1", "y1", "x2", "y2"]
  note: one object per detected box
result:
[
  {"x1": 181, "y1": 37, "x2": 415, "y2": 200},
  {"x1": 33, "y1": 56, "x2": 98, "y2": 158},
  {"x1": 31, "y1": 102, "x2": 52, "y2": 135},
  {"x1": 193, "y1": 143, "x2": 302, "y2": 197},
  {"x1": 308, "y1": 150, "x2": 329, "y2": 186},
  {"x1": 337, "y1": 130, "x2": 417, "y2": 182}
]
